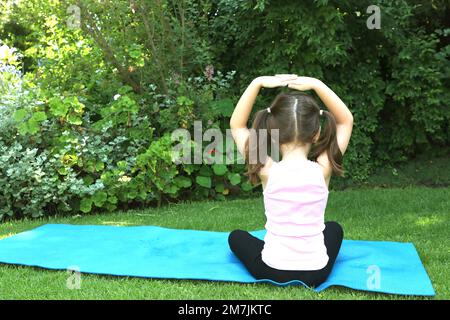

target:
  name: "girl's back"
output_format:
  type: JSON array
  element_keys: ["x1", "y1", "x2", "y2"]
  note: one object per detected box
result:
[{"x1": 261, "y1": 159, "x2": 329, "y2": 271}]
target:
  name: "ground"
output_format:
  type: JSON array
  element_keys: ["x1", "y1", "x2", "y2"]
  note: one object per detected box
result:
[{"x1": 0, "y1": 186, "x2": 448, "y2": 299}]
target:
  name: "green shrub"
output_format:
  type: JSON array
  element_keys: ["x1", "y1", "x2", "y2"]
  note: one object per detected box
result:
[
  {"x1": 0, "y1": 141, "x2": 105, "y2": 219},
  {"x1": 206, "y1": 0, "x2": 449, "y2": 180},
  {"x1": 0, "y1": 0, "x2": 448, "y2": 219}
]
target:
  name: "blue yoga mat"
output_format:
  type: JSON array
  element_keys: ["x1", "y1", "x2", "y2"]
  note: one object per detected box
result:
[{"x1": 0, "y1": 224, "x2": 435, "y2": 296}]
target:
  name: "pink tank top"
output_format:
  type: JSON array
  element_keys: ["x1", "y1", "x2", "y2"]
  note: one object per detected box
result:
[{"x1": 261, "y1": 159, "x2": 329, "y2": 271}]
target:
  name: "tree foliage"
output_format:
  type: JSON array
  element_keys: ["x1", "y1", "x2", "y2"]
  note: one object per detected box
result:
[{"x1": 0, "y1": 0, "x2": 448, "y2": 218}]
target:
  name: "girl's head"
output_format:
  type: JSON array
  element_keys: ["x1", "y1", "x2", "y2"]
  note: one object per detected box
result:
[{"x1": 244, "y1": 91, "x2": 343, "y2": 184}]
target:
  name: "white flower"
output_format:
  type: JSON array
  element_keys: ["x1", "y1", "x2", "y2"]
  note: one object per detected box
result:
[
  {"x1": 0, "y1": 44, "x2": 18, "y2": 65},
  {"x1": 113, "y1": 94, "x2": 121, "y2": 101}
]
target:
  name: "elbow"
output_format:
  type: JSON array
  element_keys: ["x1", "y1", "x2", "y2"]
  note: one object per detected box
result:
[
  {"x1": 337, "y1": 112, "x2": 353, "y2": 127},
  {"x1": 229, "y1": 117, "x2": 242, "y2": 130},
  {"x1": 229, "y1": 118, "x2": 236, "y2": 130},
  {"x1": 346, "y1": 111, "x2": 354, "y2": 126}
]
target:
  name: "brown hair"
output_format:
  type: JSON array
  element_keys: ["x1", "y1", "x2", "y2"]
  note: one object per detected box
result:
[{"x1": 244, "y1": 91, "x2": 343, "y2": 185}]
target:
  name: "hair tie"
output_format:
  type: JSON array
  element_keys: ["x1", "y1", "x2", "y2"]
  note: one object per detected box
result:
[
  {"x1": 267, "y1": 107, "x2": 271, "y2": 113},
  {"x1": 319, "y1": 110, "x2": 324, "y2": 116}
]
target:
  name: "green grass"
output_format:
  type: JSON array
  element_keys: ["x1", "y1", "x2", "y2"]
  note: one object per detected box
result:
[
  {"x1": 331, "y1": 155, "x2": 450, "y2": 190},
  {"x1": 0, "y1": 186, "x2": 449, "y2": 300}
]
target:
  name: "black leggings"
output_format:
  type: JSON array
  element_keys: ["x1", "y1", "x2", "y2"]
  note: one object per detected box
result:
[{"x1": 228, "y1": 221, "x2": 344, "y2": 288}]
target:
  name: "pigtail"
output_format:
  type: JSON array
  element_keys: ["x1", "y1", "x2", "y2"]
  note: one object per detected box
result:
[
  {"x1": 244, "y1": 108, "x2": 272, "y2": 185},
  {"x1": 310, "y1": 110, "x2": 344, "y2": 176}
]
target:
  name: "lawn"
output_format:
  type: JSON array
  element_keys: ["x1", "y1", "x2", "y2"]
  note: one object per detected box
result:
[{"x1": 0, "y1": 186, "x2": 448, "y2": 300}]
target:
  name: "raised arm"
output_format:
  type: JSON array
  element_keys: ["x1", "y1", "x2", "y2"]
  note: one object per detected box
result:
[
  {"x1": 313, "y1": 80, "x2": 353, "y2": 155},
  {"x1": 314, "y1": 82, "x2": 353, "y2": 125},
  {"x1": 229, "y1": 79, "x2": 261, "y2": 156},
  {"x1": 230, "y1": 79, "x2": 262, "y2": 130},
  {"x1": 230, "y1": 74, "x2": 297, "y2": 155},
  {"x1": 288, "y1": 77, "x2": 353, "y2": 155}
]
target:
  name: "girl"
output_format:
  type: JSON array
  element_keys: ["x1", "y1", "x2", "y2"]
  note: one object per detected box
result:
[{"x1": 228, "y1": 74, "x2": 354, "y2": 287}]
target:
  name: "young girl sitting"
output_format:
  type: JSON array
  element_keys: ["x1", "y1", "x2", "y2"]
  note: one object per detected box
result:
[{"x1": 228, "y1": 74, "x2": 354, "y2": 287}]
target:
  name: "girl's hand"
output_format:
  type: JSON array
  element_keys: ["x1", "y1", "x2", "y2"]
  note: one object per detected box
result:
[
  {"x1": 253, "y1": 74, "x2": 298, "y2": 89},
  {"x1": 286, "y1": 76, "x2": 322, "y2": 91}
]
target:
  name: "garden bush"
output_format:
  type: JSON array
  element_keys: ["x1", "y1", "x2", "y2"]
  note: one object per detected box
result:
[{"x1": 0, "y1": 0, "x2": 448, "y2": 219}]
